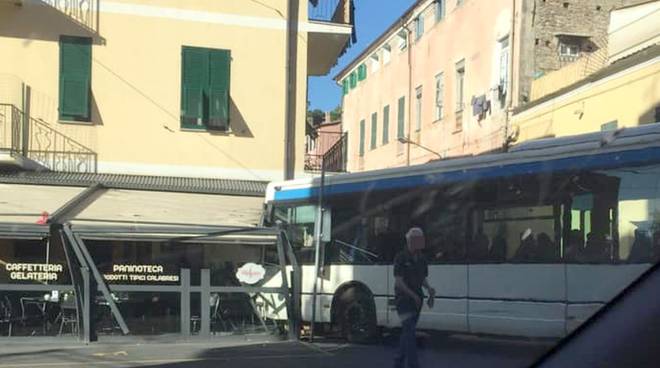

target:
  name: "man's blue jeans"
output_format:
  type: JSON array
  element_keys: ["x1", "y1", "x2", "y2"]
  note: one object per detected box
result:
[{"x1": 394, "y1": 312, "x2": 420, "y2": 368}]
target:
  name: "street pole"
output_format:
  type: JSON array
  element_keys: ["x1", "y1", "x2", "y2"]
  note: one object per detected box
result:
[{"x1": 310, "y1": 157, "x2": 326, "y2": 342}]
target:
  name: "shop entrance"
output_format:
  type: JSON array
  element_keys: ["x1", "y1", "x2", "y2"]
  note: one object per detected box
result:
[{"x1": 0, "y1": 223, "x2": 300, "y2": 342}]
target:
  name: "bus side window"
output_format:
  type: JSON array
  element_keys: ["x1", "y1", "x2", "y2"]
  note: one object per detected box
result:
[
  {"x1": 476, "y1": 206, "x2": 560, "y2": 264},
  {"x1": 565, "y1": 174, "x2": 619, "y2": 264},
  {"x1": 424, "y1": 202, "x2": 468, "y2": 264}
]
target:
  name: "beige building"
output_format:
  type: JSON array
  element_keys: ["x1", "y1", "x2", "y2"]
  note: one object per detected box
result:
[
  {"x1": 0, "y1": 0, "x2": 353, "y2": 182},
  {"x1": 512, "y1": 1, "x2": 660, "y2": 142}
]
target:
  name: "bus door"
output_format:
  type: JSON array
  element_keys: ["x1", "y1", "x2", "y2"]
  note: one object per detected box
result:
[{"x1": 564, "y1": 171, "x2": 650, "y2": 334}]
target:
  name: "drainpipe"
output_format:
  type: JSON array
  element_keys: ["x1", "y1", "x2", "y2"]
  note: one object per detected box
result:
[
  {"x1": 403, "y1": 22, "x2": 413, "y2": 167},
  {"x1": 504, "y1": 0, "x2": 517, "y2": 152},
  {"x1": 21, "y1": 83, "x2": 30, "y2": 157},
  {"x1": 284, "y1": 0, "x2": 300, "y2": 180}
]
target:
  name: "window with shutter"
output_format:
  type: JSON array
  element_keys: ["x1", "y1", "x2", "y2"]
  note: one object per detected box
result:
[
  {"x1": 180, "y1": 46, "x2": 231, "y2": 130},
  {"x1": 397, "y1": 96, "x2": 405, "y2": 138},
  {"x1": 59, "y1": 36, "x2": 92, "y2": 122},
  {"x1": 208, "y1": 49, "x2": 230, "y2": 130},
  {"x1": 350, "y1": 71, "x2": 358, "y2": 89},
  {"x1": 359, "y1": 119, "x2": 365, "y2": 157},
  {"x1": 370, "y1": 112, "x2": 377, "y2": 150},
  {"x1": 358, "y1": 64, "x2": 367, "y2": 81},
  {"x1": 383, "y1": 105, "x2": 390, "y2": 144},
  {"x1": 181, "y1": 47, "x2": 208, "y2": 127}
]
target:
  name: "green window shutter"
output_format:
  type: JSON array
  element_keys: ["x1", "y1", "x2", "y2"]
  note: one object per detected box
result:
[
  {"x1": 181, "y1": 47, "x2": 209, "y2": 127},
  {"x1": 397, "y1": 96, "x2": 405, "y2": 138},
  {"x1": 342, "y1": 79, "x2": 349, "y2": 95},
  {"x1": 59, "y1": 36, "x2": 92, "y2": 121},
  {"x1": 382, "y1": 105, "x2": 390, "y2": 144},
  {"x1": 358, "y1": 64, "x2": 367, "y2": 81},
  {"x1": 208, "y1": 49, "x2": 230, "y2": 130},
  {"x1": 370, "y1": 112, "x2": 377, "y2": 149},
  {"x1": 359, "y1": 119, "x2": 365, "y2": 157},
  {"x1": 350, "y1": 72, "x2": 357, "y2": 89}
]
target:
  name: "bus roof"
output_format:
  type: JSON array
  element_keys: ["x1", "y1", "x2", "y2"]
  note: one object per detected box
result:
[{"x1": 267, "y1": 124, "x2": 660, "y2": 202}]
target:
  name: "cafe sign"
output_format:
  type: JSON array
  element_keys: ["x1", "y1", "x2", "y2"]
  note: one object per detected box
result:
[
  {"x1": 5, "y1": 263, "x2": 64, "y2": 281},
  {"x1": 103, "y1": 264, "x2": 180, "y2": 283},
  {"x1": 236, "y1": 263, "x2": 266, "y2": 285}
]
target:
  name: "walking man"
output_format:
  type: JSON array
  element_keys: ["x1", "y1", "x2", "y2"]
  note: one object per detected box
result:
[{"x1": 394, "y1": 227, "x2": 435, "y2": 368}]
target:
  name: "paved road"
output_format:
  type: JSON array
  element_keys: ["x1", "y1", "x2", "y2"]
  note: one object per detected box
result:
[{"x1": 0, "y1": 333, "x2": 552, "y2": 368}]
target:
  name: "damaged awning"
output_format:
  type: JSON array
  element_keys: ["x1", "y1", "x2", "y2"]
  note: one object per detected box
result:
[
  {"x1": 0, "y1": 183, "x2": 84, "y2": 224},
  {"x1": 68, "y1": 188, "x2": 270, "y2": 243},
  {"x1": 0, "y1": 183, "x2": 84, "y2": 237},
  {"x1": 0, "y1": 183, "x2": 271, "y2": 242}
]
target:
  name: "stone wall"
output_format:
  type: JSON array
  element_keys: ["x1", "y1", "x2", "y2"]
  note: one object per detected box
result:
[
  {"x1": 516, "y1": 0, "x2": 649, "y2": 104},
  {"x1": 533, "y1": 0, "x2": 648, "y2": 75}
]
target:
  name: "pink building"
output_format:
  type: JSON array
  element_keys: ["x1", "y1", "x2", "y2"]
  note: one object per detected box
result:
[
  {"x1": 305, "y1": 113, "x2": 345, "y2": 172},
  {"x1": 336, "y1": 0, "x2": 515, "y2": 171},
  {"x1": 335, "y1": 0, "x2": 648, "y2": 172}
]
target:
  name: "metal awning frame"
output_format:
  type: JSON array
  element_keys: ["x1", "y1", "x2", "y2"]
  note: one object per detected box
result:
[
  {"x1": 0, "y1": 184, "x2": 300, "y2": 342},
  {"x1": 0, "y1": 222, "x2": 49, "y2": 238}
]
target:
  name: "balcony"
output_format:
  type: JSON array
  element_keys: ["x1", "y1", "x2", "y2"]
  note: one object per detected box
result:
[
  {"x1": 0, "y1": 103, "x2": 97, "y2": 173},
  {"x1": 305, "y1": 132, "x2": 348, "y2": 173},
  {"x1": 307, "y1": 0, "x2": 355, "y2": 76}
]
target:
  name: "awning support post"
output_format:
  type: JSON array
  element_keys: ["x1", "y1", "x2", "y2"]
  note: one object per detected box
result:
[
  {"x1": 280, "y1": 228, "x2": 301, "y2": 339},
  {"x1": 81, "y1": 266, "x2": 92, "y2": 343},
  {"x1": 180, "y1": 268, "x2": 191, "y2": 337},
  {"x1": 200, "y1": 269, "x2": 211, "y2": 338},
  {"x1": 63, "y1": 225, "x2": 129, "y2": 335},
  {"x1": 310, "y1": 157, "x2": 327, "y2": 342},
  {"x1": 276, "y1": 230, "x2": 297, "y2": 340}
]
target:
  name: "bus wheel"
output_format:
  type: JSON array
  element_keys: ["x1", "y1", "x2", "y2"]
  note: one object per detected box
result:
[{"x1": 340, "y1": 292, "x2": 377, "y2": 344}]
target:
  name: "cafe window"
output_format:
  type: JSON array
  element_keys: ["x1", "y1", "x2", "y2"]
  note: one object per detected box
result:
[{"x1": 0, "y1": 238, "x2": 70, "y2": 285}]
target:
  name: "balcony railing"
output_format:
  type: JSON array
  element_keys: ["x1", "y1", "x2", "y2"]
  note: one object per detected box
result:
[
  {"x1": 40, "y1": 0, "x2": 99, "y2": 33},
  {"x1": 0, "y1": 104, "x2": 22, "y2": 155},
  {"x1": 305, "y1": 132, "x2": 347, "y2": 172},
  {"x1": 309, "y1": 0, "x2": 351, "y2": 24},
  {"x1": 0, "y1": 103, "x2": 97, "y2": 173}
]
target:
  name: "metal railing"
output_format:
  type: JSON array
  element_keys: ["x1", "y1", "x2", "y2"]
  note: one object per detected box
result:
[
  {"x1": 305, "y1": 132, "x2": 347, "y2": 172},
  {"x1": 308, "y1": 0, "x2": 351, "y2": 24},
  {"x1": 0, "y1": 104, "x2": 23, "y2": 155},
  {"x1": 40, "y1": 0, "x2": 99, "y2": 34},
  {"x1": 0, "y1": 103, "x2": 97, "y2": 173}
]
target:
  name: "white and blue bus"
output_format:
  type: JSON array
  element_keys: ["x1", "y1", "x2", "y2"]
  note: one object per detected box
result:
[{"x1": 262, "y1": 124, "x2": 660, "y2": 342}]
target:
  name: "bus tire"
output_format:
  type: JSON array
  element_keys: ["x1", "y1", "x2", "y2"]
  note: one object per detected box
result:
[{"x1": 339, "y1": 290, "x2": 378, "y2": 344}]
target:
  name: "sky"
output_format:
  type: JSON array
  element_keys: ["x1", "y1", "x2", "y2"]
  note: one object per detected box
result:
[{"x1": 307, "y1": 0, "x2": 415, "y2": 111}]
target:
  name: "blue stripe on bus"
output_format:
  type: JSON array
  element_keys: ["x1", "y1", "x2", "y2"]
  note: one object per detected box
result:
[{"x1": 274, "y1": 146, "x2": 660, "y2": 202}]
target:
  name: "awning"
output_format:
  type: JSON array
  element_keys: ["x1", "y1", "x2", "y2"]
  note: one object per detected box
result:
[
  {"x1": 0, "y1": 184, "x2": 270, "y2": 242},
  {"x1": 72, "y1": 188, "x2": 264, "y2": 227},
  {"x1": 0, "y1": 183, "x2": 84, "y2": 224},
  {"x1": 68, "y1": 188, "x2": 270, "y2": 243}
]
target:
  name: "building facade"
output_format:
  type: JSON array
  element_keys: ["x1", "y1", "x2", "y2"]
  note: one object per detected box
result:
[
  {"x1": 0, "y1": 0, "x2": 353, "y2": 341},
  {"x1": 515, "y1": 0, "x2": 652, "y2": 104},
  {"x1": 512, "y1": 1, "x2": 660, "y2": 142},
  {"x1": 336, "y1": 0, "x2": 651, "y2": 172},
  {"x1": 337, "y1": 0, "x2": 514, "y2": 171},
  {"x1": 0, "y1": 0, "x2": 353, "y2": 181},
  {"x1": 304, "y1": 113, "x2": 345, "y2": 172}
]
